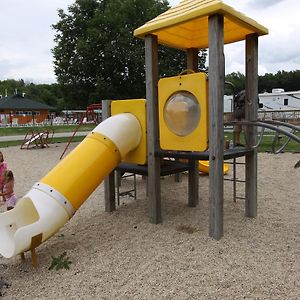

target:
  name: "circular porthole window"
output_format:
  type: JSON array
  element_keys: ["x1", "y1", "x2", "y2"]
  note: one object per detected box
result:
[{"x1": 163, "y1": 91, "x2": 200, "y2": 136}]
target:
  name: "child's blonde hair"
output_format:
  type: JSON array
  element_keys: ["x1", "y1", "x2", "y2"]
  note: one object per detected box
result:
[{"x1": 4, "y1": 170, "x2": 14, "y2": 181}]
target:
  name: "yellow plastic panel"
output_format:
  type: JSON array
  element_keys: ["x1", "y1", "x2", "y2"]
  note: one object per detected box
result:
[
  {"x1": 159, "y1": 72, "x2": 208, "y2": 151},
  {"x1": 111, "y1": 99, "x2": 147, "y2": 164},
  {"x1": 134, "y1": 0, "x2": 268, "y2": 49}
]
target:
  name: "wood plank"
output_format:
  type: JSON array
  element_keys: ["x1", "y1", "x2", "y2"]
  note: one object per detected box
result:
[
  {"x1": 102, "y1": 100, "x2": 116, "y2": 212},
  {"x1": 157, "y1": 148, "x2": 254, "y2": 160},
  {"x1": 145, "y1": 35, "x2": 161, "y2": 224},
  {"x1": 187, "y1": 48, "x2": 198, "y2": 71},
  {"x1": 188, "y1": 159, "x2": 199, "y2": 207},
  {"x1": 245, "y1": 34, "x2": 258, "y2": 218},
  {"x1": 208, "y1": 14, "x2": 225, "y2": 240},
  {"x1": 187, "y1": 47, "x2": 199, "y2": 207}
]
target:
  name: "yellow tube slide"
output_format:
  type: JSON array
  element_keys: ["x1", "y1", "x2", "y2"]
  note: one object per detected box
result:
[{"x1": 0, "y1": 113, "x2": 142, "y2": 258}]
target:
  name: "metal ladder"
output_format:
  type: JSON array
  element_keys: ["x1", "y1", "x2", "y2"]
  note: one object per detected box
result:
[
  {"x1": 115, "y1": 171, "x2": 137, "y2": 205},
  {"x1": 225, "y1": 156, "x2": 246, "y2": 202}
]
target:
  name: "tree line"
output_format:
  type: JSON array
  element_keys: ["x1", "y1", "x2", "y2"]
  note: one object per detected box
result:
[
  {"x1": 1, "y1": 0, "x2": 300, "y2": 110},
  {"x1": 2, "y1": 69, "x2": 299, "y2": 111},
  {"x1": 225, "y1": 70, "x2": 300, "y2": 95}
]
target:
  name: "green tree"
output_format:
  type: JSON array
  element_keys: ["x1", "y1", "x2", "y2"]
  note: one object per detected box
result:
[
  {"x1": 0, "y1": 79, "x2": 66, "y2": 110},
  {"x1": 225, "y1": 72, "x2": 245, "y2": 95},
  {"x1": 52, "y1": 0, "x2": 207, "y2": 109}
]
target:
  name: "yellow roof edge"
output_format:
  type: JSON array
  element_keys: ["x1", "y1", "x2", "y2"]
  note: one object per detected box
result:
[
  {"x1": 134, "y1": 1, "x2": 268, "y2": 40},
  {"x1": 220, "y1": 2, "x2": 268, "y2": 36}
]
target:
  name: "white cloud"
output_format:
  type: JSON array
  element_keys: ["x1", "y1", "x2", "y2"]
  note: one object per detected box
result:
[
  {"x1": 170, "y1": 0, "x2": 300, "y2": 75},
  {"x1": 0, "y1": 0, "x2": 73, "y2": 83},
  {"x1": 0, "y1": 0, "x2": 299, "y2": 83}
]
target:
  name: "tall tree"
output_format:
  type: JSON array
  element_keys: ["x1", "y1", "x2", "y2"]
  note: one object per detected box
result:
[
  {"x1": 52, "y1": 0, "x2": 207, "y2": 108},
  {"x1": 224, "y1": 72, "x2": 245, "y2": 95}
]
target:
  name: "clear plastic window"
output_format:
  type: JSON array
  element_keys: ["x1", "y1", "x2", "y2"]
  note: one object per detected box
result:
[{"x1": 163, "y1": 91, "x2": 200, "y2": 136}]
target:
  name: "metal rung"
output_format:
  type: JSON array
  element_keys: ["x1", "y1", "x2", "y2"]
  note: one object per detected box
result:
[
  {"x1": 224, "y1": 178, "x2": 245, "y2": 183},
  {"x1": 119, "y1": 190, "x2": 135, "y2": 197},
  {"x1": 116, "y1": 172, "x2": 137, "y2": 205},
  {"x1": 226, "y1": 161, "x2": 246, "y2": 165}
]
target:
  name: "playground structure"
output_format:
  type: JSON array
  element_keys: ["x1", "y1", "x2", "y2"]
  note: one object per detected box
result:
[
  {"x1": 60, "y1": 103, "x2": 101, "y2": 159},
  {"x1": 0, "y1": 0, "x2": 299, "y2": 265},
  {"x1": 20, "y1": 129, "x2": 54, "y2": 150}
]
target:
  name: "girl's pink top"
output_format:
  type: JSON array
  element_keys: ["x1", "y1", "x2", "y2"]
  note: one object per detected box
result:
[{"x1": 0, "y1": 162, "x2": 7, "y2": 189}]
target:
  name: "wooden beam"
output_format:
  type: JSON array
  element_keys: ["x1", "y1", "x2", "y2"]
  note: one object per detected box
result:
[
  {"x1": 245, "y1": 33, "x2": 258, "y2": 218},
  {"x1": 102, "y1": 100, "x2": 116, "y2": 212},
  {"x1": 208, "y1": 14, "x2": 225, "y2": 240},
  {"x1": 187, "y1": 48, "x2": 198, "y2": 71},
  {"x1": 188, "y1": 159, "x2": 199, "y2": 207},
  {"x1": 187, "y1": 47, "x2": 199, "y2": 207},
  {"x1": 145, "y1": 35, "x2": 161, "y2": 224}
]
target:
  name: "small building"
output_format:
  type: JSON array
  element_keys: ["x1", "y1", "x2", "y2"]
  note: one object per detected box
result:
[{"x1": 0, "y1": 94, "x2": 56, "y2": 126}]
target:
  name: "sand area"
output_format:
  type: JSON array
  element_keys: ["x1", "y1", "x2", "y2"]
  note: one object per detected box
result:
[{"x1": 0, "y1": 143, "x2": 299, "y2": 299}]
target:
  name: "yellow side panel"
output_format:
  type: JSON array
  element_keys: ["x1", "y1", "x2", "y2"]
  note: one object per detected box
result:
[
  {"x1": 111, "y1": 99, "x2": 147, "y2": 165},
  {"x1": 41, "y1": 132, "x2": 120, "y2": 210},
  {"x1": 158, "y1": 72, "x2": 208, "y2": 151}
]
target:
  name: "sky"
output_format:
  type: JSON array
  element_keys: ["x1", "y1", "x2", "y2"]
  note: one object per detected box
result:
[{"x1": 0, "y1": 0, "x2": 299, "y2": 84}]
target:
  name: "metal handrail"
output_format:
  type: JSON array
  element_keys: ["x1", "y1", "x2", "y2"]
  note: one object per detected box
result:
[
  {"x1": 224, "y1": 120, "x2": 300, "y2": 168},
  {"x1": 225, "y1": 120, "x2": 300, "y2": 144}
]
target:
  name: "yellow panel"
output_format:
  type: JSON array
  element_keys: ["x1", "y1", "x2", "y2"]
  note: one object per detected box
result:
[
  {"x1": 158, "y1": 72, "x2": 208, "y2": 151},
  {"x1": 134, "y1": 0, "x2": 268, "y2": 49},
  {"x1": 111, "y1": 99, "x2": 147, "y2": 165}
]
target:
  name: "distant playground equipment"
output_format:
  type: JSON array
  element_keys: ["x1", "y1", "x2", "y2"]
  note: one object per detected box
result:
[
  {"x1": 1, "y1": 0, "x2": 300, "y2": 266},
  {"x1": 60, "y1": 103, "x2": 101, "y2": 160},
  {"x1": 21, "y1": 129, "x2": 54, "y2": 150}
]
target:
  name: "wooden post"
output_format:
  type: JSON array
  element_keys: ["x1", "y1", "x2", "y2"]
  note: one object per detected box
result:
[
  {"x1": 145, "y1": 35, "x2": 161, "y2": 224},
  {"x1": 245, "y1": 34, "x2": 258, "y2": 217},
  {"x1": 187, "y1": 47, "x2": 199, "y2": 207},
  {"x1": 187, "y1": 48, "x2": 198, "y2": 71},
  {"x1": 188, "y1": 159, "x2": 199, "y2": 207},
  {"x1": 30, "y1": 233, "x2": 42, "y2": 267},
  {"x1": 208, "y1": 14, "x2": 225, "y2": 240},
  {"x1": 102, "y1": 100, "x2": 116, "y2": 212}
]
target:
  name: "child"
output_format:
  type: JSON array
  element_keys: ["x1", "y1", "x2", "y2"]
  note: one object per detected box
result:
[
  {"x1": 0, "y1": 151, "x2": 8, "y2": 198},
  {"x1": 233, "y1": 90, "x2": 246, "y2": 147},
  {"x1": 1, "y1": 170, "x2": 17, "y2": 211}
]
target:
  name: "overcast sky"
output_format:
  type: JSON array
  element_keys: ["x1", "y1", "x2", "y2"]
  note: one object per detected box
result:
[{"x1": 0, "y1": 0, "x2": 299, "y2": 83}]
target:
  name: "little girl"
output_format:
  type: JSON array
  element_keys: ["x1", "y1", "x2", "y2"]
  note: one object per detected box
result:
[
  {"x1": 0, "y1": 151, "x2": 8, "y2": 199},
  {"x1": 1, "y1": 170, "x2": 17, "y2": 211}
]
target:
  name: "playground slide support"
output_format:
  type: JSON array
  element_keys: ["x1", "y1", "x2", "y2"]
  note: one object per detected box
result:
[{"x1": 0, "y1": 113, "x2": 142, "y2": 258}]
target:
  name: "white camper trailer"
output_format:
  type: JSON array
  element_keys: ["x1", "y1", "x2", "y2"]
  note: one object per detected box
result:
[{"x1": 224, "y1": 89, "x2": 300, "y2": 124}]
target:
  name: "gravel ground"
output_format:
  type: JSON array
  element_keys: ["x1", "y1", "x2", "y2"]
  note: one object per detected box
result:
[{"x1": 0, "y1": 144, "x2": 299, "y2": 299}]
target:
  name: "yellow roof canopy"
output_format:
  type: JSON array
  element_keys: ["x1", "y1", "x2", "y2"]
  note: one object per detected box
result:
[{"x1": 134, "y1": 0, "x2": 268, "y2": 49}]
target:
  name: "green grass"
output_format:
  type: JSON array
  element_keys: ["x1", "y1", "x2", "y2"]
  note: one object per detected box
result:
[
  {"x1": 0, "y1": 125, "x2": 299, "y2": 152},
  {"x1": 224, "y1": 131, "x2": 300, "y2": 153},
  {"x1": 0, "y1": 124, "x2": 93, "y2": 148},
  {"x1": 0, "y1": 136, "x2": 85, "y2": 149},
  {"x1": 0, "y1": 124, "x2": 95, "y2": 136}
]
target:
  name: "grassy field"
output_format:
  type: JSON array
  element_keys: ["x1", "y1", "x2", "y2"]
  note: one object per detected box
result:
[
  {"x1": 0, "y1": 124, "x2": 95, "y2": 148},
  {"x1": 0, "y1": 125, "x2": 299, "y2": 152},
  {"x1": 224, "y1": 131, "x2": 299, "y2": 153},
  {"x1": 0, "y1": 124, "x2": 95, "y2": 136}
]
